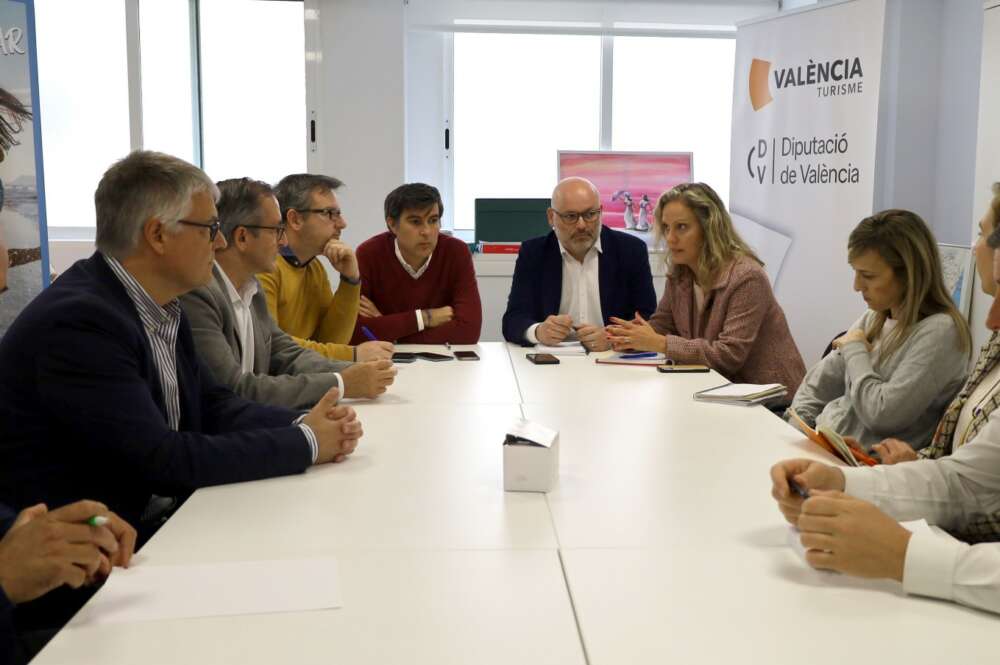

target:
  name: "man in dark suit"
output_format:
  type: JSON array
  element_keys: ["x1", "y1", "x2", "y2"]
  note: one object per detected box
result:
[
  {"x1": 0, "y1": 151, "x2": 363, "y2": 546},
  {"x1": 502, "y1": 177, "x2": 656, "y2": 349},
  {"x1": 180, "y1": 178, "x2": 396, "y2": 409}
]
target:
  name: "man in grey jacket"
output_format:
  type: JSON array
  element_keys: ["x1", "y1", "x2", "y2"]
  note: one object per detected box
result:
[{"x1": 181, "y1": 178, "x2": 396, "y2": 409}]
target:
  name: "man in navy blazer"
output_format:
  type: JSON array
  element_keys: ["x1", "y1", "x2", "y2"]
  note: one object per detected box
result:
[
  {"x1": 502, "y1": 177, "x2": 656, "y2": 349},
  {"x1": 0, "y1": 151, "x2": 363, "y2": 548}
]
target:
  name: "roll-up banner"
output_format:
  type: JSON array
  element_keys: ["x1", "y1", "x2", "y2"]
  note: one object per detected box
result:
[
  {"x1": 0, "y1": 0, "x2": 47, "y2": 339},
  {"x1": 729, "y1": 0, "x2": 885, "y2": 362}
]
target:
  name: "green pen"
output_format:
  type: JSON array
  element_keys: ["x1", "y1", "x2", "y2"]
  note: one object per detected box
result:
[{"x1": 87, "y1": 515, "x2": 109, "y2": 527}]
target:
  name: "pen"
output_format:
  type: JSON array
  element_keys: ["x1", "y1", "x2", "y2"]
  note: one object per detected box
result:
[
  {"x1": 360, "y1": 326, "x2": 377, "y2": 342},
  {"x1": 620, "y1": 352, "x2": 658, "y2": 359},
  {"x1": 788, "y1": 478, "x2": 810, "y2": 500},
  {"x1": 87, "y1": 515, "x2": 109, "y2": 527}
]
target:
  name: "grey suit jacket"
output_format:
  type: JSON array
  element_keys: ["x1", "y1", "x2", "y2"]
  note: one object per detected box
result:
[{"x1": 181, "y1": 265, "x2": 352, "y2": 409}]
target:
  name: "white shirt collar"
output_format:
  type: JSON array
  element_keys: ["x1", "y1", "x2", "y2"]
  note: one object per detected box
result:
[
  {"x1": 394, "y1": 238, "x2": 433, "y2": 279},
  {"x1": 215, "y1": 261, "x2": 258, "y2": 306}
]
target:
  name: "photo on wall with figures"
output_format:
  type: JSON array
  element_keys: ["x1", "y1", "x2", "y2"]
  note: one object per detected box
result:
[{"x1": 557, "y1": 150, "x2": 693, "y2": 248}]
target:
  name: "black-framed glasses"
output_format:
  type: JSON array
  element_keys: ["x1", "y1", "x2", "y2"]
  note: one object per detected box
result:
[
  {"x1": 241, "y1": 224, "x2": 287, "y2": 241},
  {"x1": 177, "y1": 218, "x2": 222, "y2": 241},
  {"x1": 296, "y1": 207, "x2": 342, "y2": 221},
  {"x1": 552, "y1": 207, "x2": 601, "y2": 225}
]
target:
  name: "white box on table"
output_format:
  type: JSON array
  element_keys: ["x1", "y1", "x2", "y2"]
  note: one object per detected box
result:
[{"x1": 503, "y1": 419, "x2": 559, "y2": 492}]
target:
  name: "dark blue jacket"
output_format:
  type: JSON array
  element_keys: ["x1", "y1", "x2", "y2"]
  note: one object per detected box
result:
[
  {"x1": 502, "y1": 226, "x2": 657, "y2": 344},
  {"x1": 0, "y1": 504, "x2": 16, "y2": 665},
  {"x1": 0, "y1": 254, "x2": 313, "y2": 537}
]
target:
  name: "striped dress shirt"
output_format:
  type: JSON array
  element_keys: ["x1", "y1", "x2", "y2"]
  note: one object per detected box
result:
[{"x1": 104, "y1": 254, "x2": 183, "y2": 429}]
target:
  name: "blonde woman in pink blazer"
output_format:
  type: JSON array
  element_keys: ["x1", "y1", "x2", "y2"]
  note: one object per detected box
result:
[{"x1": 606, "y1": 182, "x2": 806, "y2": 400}]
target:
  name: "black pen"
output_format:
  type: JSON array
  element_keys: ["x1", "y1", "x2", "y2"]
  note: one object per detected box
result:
[{"x1": 788, "y1": 477, "x2": 810, "y2": 500}]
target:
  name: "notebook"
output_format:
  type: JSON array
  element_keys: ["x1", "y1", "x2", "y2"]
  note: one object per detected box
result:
[
  {"x1": 693, "y1": 382, "x2": 787, "y2": 406},
  {"x1": 594, "y1": 352, "x2": 666, "y2": 366},
  {"x1": 787, "y1": 408, "x2": 878, "y2": 467}
]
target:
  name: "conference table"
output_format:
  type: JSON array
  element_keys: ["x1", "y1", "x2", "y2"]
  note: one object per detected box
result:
[{"x1": 32, "y1": 343, "x2": 998, "y2": 664}]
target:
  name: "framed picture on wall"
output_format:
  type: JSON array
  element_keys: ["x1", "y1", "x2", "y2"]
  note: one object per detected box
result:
[
  {"x1": 938, "y1": 243, "x2": 974, "y2": 320},
  {"x1": 557, "y1": 150, "x2": 693, "y2": 249}
]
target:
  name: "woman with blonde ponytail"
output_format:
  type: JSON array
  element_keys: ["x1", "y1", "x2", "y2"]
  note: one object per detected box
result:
[{"x1": 789, "y1": 209, "x2": 971, "y2": 452}]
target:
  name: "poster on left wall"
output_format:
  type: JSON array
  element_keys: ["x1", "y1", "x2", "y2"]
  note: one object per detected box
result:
[{"x1": 0, "y1": 0, "x2": 47, "y2": 339}]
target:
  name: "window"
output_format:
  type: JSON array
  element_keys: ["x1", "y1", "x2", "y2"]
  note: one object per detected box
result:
[
  {"x1": 199, "y1": 0, "x2": 306, "y2": 185},
  {"x1": 35, "y1": 0, "x2": 131, "y2": 229},
  {"x1": 35, "y1": 0, "x2": 305, "y2": 232},
  {"x1": 449, "y1": 30, "x2": 736, "y2": 229},
  {"x1": 139, "y1": 0, "x2": 197, "y2": 164},
  {"x1": 452, "y1": 33, "x2": 601, "y2": 230},
  {"x1": 612, "y1": 36, "x2": 735, "y2": 206}
]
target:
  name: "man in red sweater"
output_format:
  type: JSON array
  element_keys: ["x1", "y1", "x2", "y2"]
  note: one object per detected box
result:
[{"x1": 352, "y1": 183, "x2": 482, "y2": 344}]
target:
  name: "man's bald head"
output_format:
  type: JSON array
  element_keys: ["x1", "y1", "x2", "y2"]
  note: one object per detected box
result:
[
  {"x1": 548, "y1": 177, "x2": 602, "y2": 262},
  {"x1": 551, "y1": 177, "x2": 600, "y2": 210}
]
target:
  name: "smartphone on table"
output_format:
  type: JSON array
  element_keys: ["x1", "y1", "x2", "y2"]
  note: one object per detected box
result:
[
  {"x1": 414, "y1": 352, "x2": 454, "y2": 362},
  {"x1": 392, "y1": 352, "x2": 417, "y2": 363},
  {"x1": 656, "y1": 364, "x2": 709, "y2": 373},
  {"x1": 526, "y1": 353, "x2": 560, "y2": 365},
  {"x1": 454, "y1": 350, "x2": 480, "y2": 361}
]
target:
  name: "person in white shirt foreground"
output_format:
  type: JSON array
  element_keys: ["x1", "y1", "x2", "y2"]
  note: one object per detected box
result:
[{"x1": 770, "y1": 424, "x2": 1000, "y2": 615}]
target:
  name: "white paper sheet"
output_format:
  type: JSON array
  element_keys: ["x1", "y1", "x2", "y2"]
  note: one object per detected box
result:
[{"x1": 72, "y1": 557, "x2": 342, "y2": 626}]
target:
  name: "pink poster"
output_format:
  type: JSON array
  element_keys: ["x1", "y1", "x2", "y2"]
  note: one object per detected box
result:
[{"x1": 557, "y1": 151, "x2": 693, "y2": 244}]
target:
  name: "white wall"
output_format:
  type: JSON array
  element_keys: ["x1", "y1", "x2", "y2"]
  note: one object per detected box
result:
[
  {"x1": 305, "y1": 0, "x2": 406, "y2": 249},
  {"x1": 874, "y1": 0, "x2": 983, "y2": 245},
  {"x1": 405, "y1": 0, "x2": 778, "y2": 28},
  {"x1": 405, "y1": 29, "x2": 449, "y2": 202},
  {"x1": 932, "y1": 0, "x2": 983, "y2": 245},
  {"x1": 969, "y1": 3, "x2": 1000, "y2": 358}
]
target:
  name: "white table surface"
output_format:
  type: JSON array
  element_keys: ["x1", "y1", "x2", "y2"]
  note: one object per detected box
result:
[
  {"x1": 31, "y1": 343, "x2": 1000, "y2": 664},
  {"x1": 522, "y1": 397, "x2": 830, "y2": 549},
  {"x1": 508, "y1": 344, "x2": 730, "y2": 405},
  {"x1": 35, "y1": 550, "x2": 586, "y2": 665},
  {"x1": 562, "y1": 545, "x2": 997, "y2": 665},
  {"x1": 354, "y1": 343, "x2": 521, "y2": 406},
  {"x1": 141, "y1": 403, "x2": 555, "y2": 559}
]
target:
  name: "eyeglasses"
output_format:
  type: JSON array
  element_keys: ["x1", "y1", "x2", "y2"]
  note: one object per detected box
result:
[
  {"x1": 552, "y1": 207, "x2": 601, "y2": 225},
  {"x1": 297, "y1": 207, "x2": 342, "y2": 221},
  {"x1": 177, "y1": 218, "x2": 222, "y2": 241},
  {"x1": 241, "y1": 224, "x2": 287, "y2": 241}
]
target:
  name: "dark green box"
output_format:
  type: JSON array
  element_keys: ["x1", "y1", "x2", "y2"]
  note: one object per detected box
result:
[{"x1": 474, "y1": 198, "x2": 550, "y2": 243}]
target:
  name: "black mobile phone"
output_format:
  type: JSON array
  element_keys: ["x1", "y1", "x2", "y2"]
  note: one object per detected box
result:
[
  {"x1": 454, "y1": 350, "x2": 480, "y2": 361},
  {"x1": 526, "y1": 353, "x2": 560, "y2": 365},
  {"x1": 391, "y1": 352, "x2": 417, "y2": 363},
  {"x1": 415, "y1": 352, "x2": 454, "y2": 362},
  {"x1": 656, "y1": 363, "x2": 710, "y2": 373}
]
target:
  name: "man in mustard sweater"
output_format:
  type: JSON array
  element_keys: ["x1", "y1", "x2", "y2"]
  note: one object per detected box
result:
[{"x1": 259, "y1": 174, "x2": 393, "y2": 362}]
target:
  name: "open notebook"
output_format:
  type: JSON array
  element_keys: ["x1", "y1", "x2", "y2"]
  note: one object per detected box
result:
[
  {"x1": 787, "y1": 408, "x2": 878, "y2": 467},
  {"x1": 594, "y1": 352, "x2": 666, "y2": 366}
]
